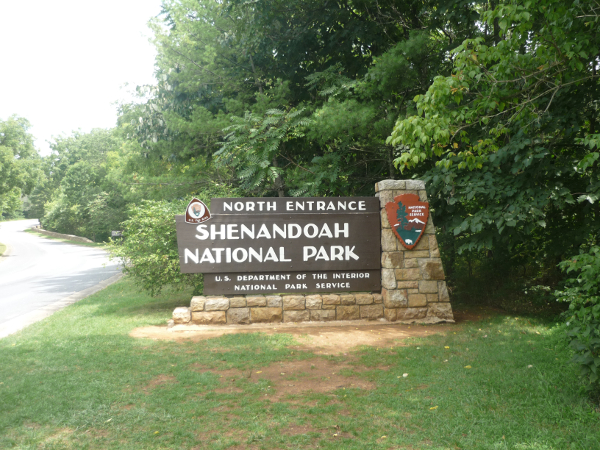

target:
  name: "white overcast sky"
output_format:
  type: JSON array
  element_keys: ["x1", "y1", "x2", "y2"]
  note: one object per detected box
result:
[{"x1": 0, "y1": 0, "x2": 164, "y2": 155}]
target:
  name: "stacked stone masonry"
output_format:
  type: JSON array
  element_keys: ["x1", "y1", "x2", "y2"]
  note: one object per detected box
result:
[
  {"x1": 172, "y1": 293, "x2": 384, "y2": 325},
  {"x1": 376, "y1": 179, "x2": 454, "y2": 322}
]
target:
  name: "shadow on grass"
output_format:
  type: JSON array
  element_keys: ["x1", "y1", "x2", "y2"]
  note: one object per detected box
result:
[{"x1": 80, "y1": 276, "x2": 193, "y2": 320}]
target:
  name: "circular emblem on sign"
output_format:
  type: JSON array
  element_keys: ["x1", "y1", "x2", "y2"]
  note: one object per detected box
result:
[
  {"x1": 185, "y1": 198, "x2": 211, "y2": 224},
  {"x1": 188, "y1": 202, "x2": 205, "y2": 218}
]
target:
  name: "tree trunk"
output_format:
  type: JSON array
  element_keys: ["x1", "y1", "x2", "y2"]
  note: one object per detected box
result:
[
  {"x1": 249, "y1": 54, "x2": 263, "y2": 94},
  {"x1": 272, "y1": 157, "x2": 285, "y2": 197},
  {"x1": 388, "y1": 146, "x2": 395, "y2": 179}
]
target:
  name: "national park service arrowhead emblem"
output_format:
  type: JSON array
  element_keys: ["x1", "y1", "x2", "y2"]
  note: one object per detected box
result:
[
  {"x1": 185, "y1": 198, "x2": 211, "y2": 224},
  {"x1": 385, "y1": 194, "x2": 429, "y2": 250}
]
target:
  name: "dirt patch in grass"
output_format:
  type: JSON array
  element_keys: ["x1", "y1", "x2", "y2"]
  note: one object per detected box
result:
[
  {"x1": 213, "y1": 385, "x2": 244, "y2": 394},
  {"x1": 195, "y1": 358, "x2": 376, "y2": 402},
  {"x1": 192, "y1": 428, "x2": 249, "y2": 450},
  {"x1": 258, "y1": 359, "x2": 375, "y2": 401},
  {"x1": 131, "y1": 322, "x2": 451, "y2": 354},
  {"x1": 142, "y1": 374, "x2": 177, "y2": 393},
  {"x1": 281, "y1": 423, "x2": 320, "y2": 436},
  {"x1": 89, "y1": 428, "x2": 110, "y2": 438},
  {"x1": 286, "y1": 325, "x2": 447, "y2": 354},
  {"x1": 42, "y1": 428, "x2": 74, "y2": 445},
  {"x1": 130, "y1": 306, "x2": 506, "y2": 354},
  {"x1": 191, "y1": 365, "x2": 241, "y2": 378}
]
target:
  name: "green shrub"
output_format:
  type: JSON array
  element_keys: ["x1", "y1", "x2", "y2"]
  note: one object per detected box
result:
[
  {"x1": 42, "y1": 190, "x2": 87, "y2": 236},
  {"x1": 110, "y1": 199, "x2": 200, "y2": 296},
  {"x1": 109, "y1": 183, "x2": 238, "y2": 296},
  {"x1": 555, "y1": 245, "x2": 600, "y2": 391}
]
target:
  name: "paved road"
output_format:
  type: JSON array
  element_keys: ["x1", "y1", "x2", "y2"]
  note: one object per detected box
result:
[{"x1": 0, "y1": 219, "x2": 121, "y2": 337}]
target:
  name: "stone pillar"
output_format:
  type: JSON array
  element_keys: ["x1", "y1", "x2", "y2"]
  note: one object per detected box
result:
[{"x1": 376, "y1": 180, "x2": 454, "y2": 323}]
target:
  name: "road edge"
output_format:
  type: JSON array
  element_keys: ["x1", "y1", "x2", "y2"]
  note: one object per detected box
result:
[
  {"x1": 0, "y1": 272, "x2": 123, "y2": 339},
  {"x1": 0, "y1": 242, "x2": 11, "y2": 263},
  {"x1": 29, "y1": 225, "x2": 95, "y2": 244}
]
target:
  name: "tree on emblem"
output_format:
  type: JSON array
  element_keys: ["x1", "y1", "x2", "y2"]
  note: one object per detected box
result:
[{"x1": 395, "y1": 201, "x2": 408, "y2": 231}]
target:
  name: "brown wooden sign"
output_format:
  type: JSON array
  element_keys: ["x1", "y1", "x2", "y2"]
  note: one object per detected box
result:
[
  {"x1": 176, "y1": 196, "x2": 381, "y2": 294},
  {"x1": 203, "y1": 270, "x2": 381, "y2": 295},
  {"x1": 385, "y1": 194, "x2": 429, "y2": 250},
  {"x1": 175, "y1": 210, "x2": 380, "y2": 273}
]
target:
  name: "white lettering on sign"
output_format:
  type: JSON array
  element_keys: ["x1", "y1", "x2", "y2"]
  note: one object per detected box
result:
[
  {"x1": 332, "y1": 272, "x2": 370, "y2": 279},
  {"x1": 234, "y1": 284, "x2": 278, "y2": 291},
  {"x1": 195, "y1": 223, "x2": 350, "y2": 240},
  {"x1": 284, "y1": 200, "x2": 367, "y2": 212},
  {"x1": 408, "y1": 205, "x2": 426, "y2": 217},
  {"x1": 184, "y1": 248, "x2": 199, "y2": 264},
  {"x1": 200, "y1": 248, "x2": 215, "y2": 263},
  {"x1": 185, "y1": 246, "x2": 291, "y2": 264},
  {"x1": 315, "y1": 282, "x2": 350, "y2": 289},
  {"x1": 334, "y1": 223, "x2": 349, "y2": 237},
  {"x1": 288, "y1": 224, "x2": 301, "y2": 238},
  {"x1": 256, "y1": 224, "x2": 271, "y2": 239},
  {"x1": 227, "y1": 224, "x2": 239, "y2": 239},
  {"x1": 237, "y1": 274, "x2": 292, "y2": 281},
  {"x1": 304, "y1": 224, "x2": 318, "y2": 238},
  {"x1": 285, "y1": 283, "x2": 308, "y2": 290},
  {"x1": 302, "y1": 246, "x2": 359, "y2": 261},
  {"x1": 224, "y1": 201, "x2": 277, "y2": 212},
  {"x1": 220, "y1": 199, "x2": 369, "y2": 213}
]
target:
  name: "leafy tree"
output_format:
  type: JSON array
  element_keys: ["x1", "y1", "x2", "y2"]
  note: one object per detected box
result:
[
  {"x1": 0, "y1": 116, "x2": 41, "y2": 219},
  {"x1": 123, "y1": 0, "x2": 485, "y2": 197},
  {"x1": 0, "y1": 187, "x2": 24, "y2": 219},
  {"x1": 215, "y1": 106, "x2": 310, "y2": 196},
  {"x1": 389, "y1": 0, "x2": 600, "y2": 250},
  {"x1": 388, "y1": 0, "x2": 600, "y2": 266},
  {"x1": 387, "y1": 0, "x2": 600, "y2": 379},
  {"x1": 39, "y1": 128, "x2": 129, "y2": 240}
]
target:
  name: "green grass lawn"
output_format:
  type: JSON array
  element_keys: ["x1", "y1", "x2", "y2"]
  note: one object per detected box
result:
[
  {"x1": 0, "y1": 242, "x2": 6, "y2": 256},
  {"x1": 1, "y1": 278, "x2": 599, "y2": 449}
]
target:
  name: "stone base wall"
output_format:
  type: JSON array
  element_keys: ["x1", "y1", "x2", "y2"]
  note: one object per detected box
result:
[
  {"x1": 376, "y1": 180, "x2": 454, "y2": 322},
  {"x1": 172, "y1": 292, "x2": 384, "y2": 325}
]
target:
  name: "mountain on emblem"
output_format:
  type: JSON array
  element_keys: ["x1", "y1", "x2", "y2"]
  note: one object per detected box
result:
[
  {"x1": 385, "y1": 193, "x2": 429, "y2": 249},
  {"x1": 185, "y1": 198, "x2": 211, "y2": 224}
]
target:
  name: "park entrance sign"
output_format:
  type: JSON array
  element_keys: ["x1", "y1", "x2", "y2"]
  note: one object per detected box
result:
[
  {"x1": 171, "y1": 181, "x2": 454, "y2": 326},
  {"x1": 175, "y1": 197, "x2": 381, "y2": 295}
]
